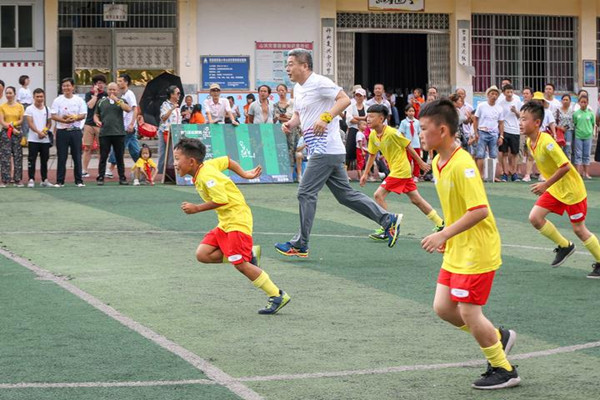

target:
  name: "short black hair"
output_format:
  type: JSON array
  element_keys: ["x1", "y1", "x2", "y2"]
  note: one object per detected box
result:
[
  {"x1": 277, "y1": 83, "x2": 288, "y2": 91},
  {"x1": 174, "y1": 138, "x2": 206, "y2": 164},
  {"x1": 258, "y1": 85, "x2": 272, "y2": 94},
  {"x1": 520, "y1": 101, "x2": 544, "y2": 123},
  {"x1": 227, "y1": 95, "x2": 235, "y2": 101},
  {"x1": 501, "y1": 78, "x2": 512, "y2": 84},
  {"x1": 522, "y1": 86, "x2": 533, "y2": 94},
  {"x1": 404, "y1": 104, "x2": 415, "y2": 112},
  {"x1": 418, "y1": 99, "x2": 458, "y2": 136},
  {"x1": 502, "y1": 84, "x2": 514, "y2": 92},
  {"x1": 246, "y1": 93, "x2": 255, "y2": 101},
  {"x1": 19, "y1": 75, "x2": 29, "y2": 85},
  {"x1": 92, "y1": 74, "x2": 107, "y2": 84},
  {"x1": 5, "y1": 86, "x2": 16, "y2": 94},
  {"x1": 561, "y1": 93, "x2": 571, "y2": 101},
  {"x1": 33, "y1": 88, "x2": 45, "y2": 95},
  {"x1": 545, "y1": 83, "x2": 555, "y2": 91},
  {"x1": 61, "y1": 77, "x2": 75, "y2": 86},
  {"x1": 118, "y1": 73, "x2": 132, "y2": 85},
  {"x1": 367, "y1": 104, "x2": 389, "y2": 119},
  {"x1": 139, "y1": 143, "x2": 152, "y2": 158},
  {"x1": 0, "y1": 79, "x2": 4, "y2": 87},
  {"x1": 192, "y1": 103, "x2": 203, "y2": 113},
  {"x1": 166, "y1": 85, "x2": 179, "y2": 96}
]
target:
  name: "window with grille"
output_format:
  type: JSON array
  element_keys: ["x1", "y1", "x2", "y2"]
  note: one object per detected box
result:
[
  {"x1": 0, "y1": 5, "x2": 33, "y2": 48},
  {"x1": 472, "y1": 14, "x2": 577, "y2": 92},
  {"x1": 58, "y1": 0, "x2": 177, "y2": 29}
]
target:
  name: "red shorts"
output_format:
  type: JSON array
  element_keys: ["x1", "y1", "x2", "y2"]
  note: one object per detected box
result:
[
  {"x1": 437, "y1": 269, "x2": 496, "y2": 305},
  {"x1": 535, "y1": 192, "x2": 587, "y2": 223},
  {"x1": 380, "y1": 176, "x2": 417, "y2": 194},
  {"x1": 201, "y1": 227, "x2": 253, "y2": 265}
]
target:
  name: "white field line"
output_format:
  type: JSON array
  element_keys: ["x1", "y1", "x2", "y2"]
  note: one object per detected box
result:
[
  {"x1": 0, "y1": 248, "x2": 263, "y2": 400},
  {"x1": 4, "y1": 341, "x2": 599, "y2": 389},
  {"x1": 0, "y1": 230, "x2": 589, "y2": 256},
  {"x1": 0, "y1": 379, "x2": 215, "y2": 389}
]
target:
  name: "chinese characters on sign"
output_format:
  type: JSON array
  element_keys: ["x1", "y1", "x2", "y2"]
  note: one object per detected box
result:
[
  {"x1": 201, "y1": 56, "x2": 250, "y2": 90},
  {"x1": 321, "y1": 19, "x2": 335, "y2": 80},
  {"x1": 255, "y1": 42, "x2": 314, "y2": 89},
  {"x1": 368, "y1": 0, "x2": 425, "y2": 11},
  {"x1": 103, "y1": 4, "x2": 128, "y2": 22},
  {"x1": 457, "y1": 20, "x2": 471, "y2": 67}
]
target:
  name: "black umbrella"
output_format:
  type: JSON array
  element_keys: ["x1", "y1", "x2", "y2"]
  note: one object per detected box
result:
[{"x1": 139, "y1": 72, "x2": 185, "y2": 127}]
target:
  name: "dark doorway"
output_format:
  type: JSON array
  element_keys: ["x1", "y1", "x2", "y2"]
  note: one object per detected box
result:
[
  {"x1": 58, "y1": 30, "x2": 73, "y2": 82},
  {"x1": 355, "y1": 33, "x2": 428, "y2": 109}
]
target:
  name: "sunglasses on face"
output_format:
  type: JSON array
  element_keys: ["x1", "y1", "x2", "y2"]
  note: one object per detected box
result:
[{"x1": 210, "y1": 89, "x2": 221, "y2": 92}]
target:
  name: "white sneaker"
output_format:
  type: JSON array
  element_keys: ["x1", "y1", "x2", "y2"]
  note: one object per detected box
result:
[
  {"x1": 82, "y1": 171, "x2": 90, "y2": 178},
  {"x1": 76, "y1": 183, "x2": 86, "y2": 187},
  {"x1": 14, "y1": 183, "x2": 24, "y2": 188},
  {"x1": 522, "y1": 175, "x2": 531, "y2": 182},
  {"x1": 0, "y1": 183, "x2": 6, "y2": 188},
  {"x1": 27, "y1": 179, "x2": 35, "y2": 188},
  {"x1": 133, "y1": 179, "x2": 140, "y2": 186},
  {"x1": 41, "y1": 180, "x2": 58, "y2": 188},
  {"x1": 105, "y1": 172, "x2": 114, "y2": 179}
]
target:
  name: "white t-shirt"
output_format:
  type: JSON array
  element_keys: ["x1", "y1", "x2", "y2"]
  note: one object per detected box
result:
[
  {"x1": 546, "y1": 97, "x2": 562, "y2": 114},
  {"x1": 459, "y1": 102, "x2": 474, "y2": 136},
  {"x1": 498, "y1": 97, "x2": 523, "y2": 135},
  {"x1": 498, "y1": 93, "x2": 521, "y2": 103},
  {"x1": 365, "y1": 97, "x2": 391, "y2": 113},
  {"x1": 474, "y1": 102, "x2": 504, "y2": 134},
  {"x1": 203, "y1": 97, "x2": 231, "y2": 124},
  {"x1": 17, "y1": 87, "x2": 33, "y2": 105},
  {"x1": 50, "y1": 95, "x2": 87, "y2": 129},
  {"x1": 248, "y1": 100, "x2": 275, "y2": 123},
  {"x1": 356, "y1": 131, "x2": 367, "y2": 150},
  {"x1": 541, "y1": 109, "x2": 556, "y2": 131},
  {"x1": 25, "y1": 104, "x2": 51, "y2": 143},
  {"x1": 293, "y1": 72, "x2": 345, "y2": 155},
  {"x1": 121, "y1": 89, "x2": 137, "y2": 130}
]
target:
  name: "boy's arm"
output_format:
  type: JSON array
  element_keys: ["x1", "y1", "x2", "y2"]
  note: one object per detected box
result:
[
  {"x1": 530, "y1": 163, "x2": 570, "y2": 196},
  {"x1": 406, "y1": 144, "x2": 430, "y2": 172},
  {"x1": 360, "y1": 153, "x2": 377, "y2": 186},
  {"x1": 181, "y1": 201, "x2": 223, "y2": 214},
  {"x1": 421, "y1": 207, "x2": 489, "y2": 253},
  {"x1": 227, "y1": 158, "x2": 262, "y2": 180}
]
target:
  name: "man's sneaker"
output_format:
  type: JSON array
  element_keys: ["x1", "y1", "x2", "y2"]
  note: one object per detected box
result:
[
  {"x1": 258, "y1": 290, "x2": 291, "y2": 315},
  {"x1": 511, "y1": 173, "x2": 520, "y2": 182},
  {"x1": 250, "y1": 245, "x2": 261, "y2": 267},
  {"x1": 14, "y1": 182, "x2": 24, "y2": 188},
  {"x1": 522, "y1": 175, "x2": 531, "y2": 182},
  {"x1": 97, "y1": 179, "x2": 105, "y2": 186},
  {"x1": 385, "y1": 213, "x2": 403, "y2": 248},
  {"x1": 274, "y1": 242, "x2": 309, "y2": 258},
  {"x1": 551, "y1": 242, "x2": 575, "y2": 267},
  {"x1": 369, "y1": 227, "x2": 388, "y2": 241},
  {"x1": 82, "y1": 171, "x2": 90, "y2": 178},
  {"x1": 119, "y1": 180, "x2": 129, "y2": 185},
  {"x1": 76, "y1": 182, "x2": 86, "y2": 187},
  {"x1": 105, "y1": 172, "x2": 114, "y2": 179},
  {"x1": 587, "y1": 262, "x2": 600, "y2": 279},
  {"x1": 472, "y1": 366, "x2": 521, "y2": 390},
  {"x1": 500, "y1": 174, "x2": 508, "y2": 182},
  {"x1": 27, "y1": 179, "x2": 34, "y2": 188},
  {"x1": 133, "y1": 178, "x2": 140, "y2": 186},
  {"x1": 0, "y1": 183, "x2": 6, "y2": 188},
  {"x1": 41, "y1": 180, "x2": 58, "y2": 188},
  {"x1": 498, "y1": 327, "x2": 517, "y2": 355}
]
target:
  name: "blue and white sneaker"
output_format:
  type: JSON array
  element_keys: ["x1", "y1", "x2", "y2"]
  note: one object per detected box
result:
[
  {"x1": 274, "y1": 242, "x2": 309, "y2": 258},
  {"x1": 258, "y1": 290, "x2": 291, "y2": 315},
  {"x1": 385, "y1": 213, "x2": 403, "y2": 248}
]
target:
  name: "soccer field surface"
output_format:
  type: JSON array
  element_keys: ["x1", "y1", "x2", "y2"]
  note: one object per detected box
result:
[{"x1": 1, "y1": 180, "x2": 599, "y2": 400}]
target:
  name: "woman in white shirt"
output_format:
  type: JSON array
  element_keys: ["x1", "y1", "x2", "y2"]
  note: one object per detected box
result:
[
  {"x1": 345, "y1": 88, "x2": 367, "y2": 168},
  {"x1": 158, "y1": 85, "x2": 182, "y2": 173}
]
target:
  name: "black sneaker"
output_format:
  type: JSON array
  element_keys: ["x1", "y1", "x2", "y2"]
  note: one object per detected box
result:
[
  {"x1": 96, "y1": 179, "x2": 104, "y2": 186},
  {"x1": 119, "y1": 180, "x2": 129, "y2": 185},
  {"x1": 587, "y1": 263, "x2": 600, "y2": 279},
  {"x1": 551, "y1": 242, "x2": 575, "y2": 267},
  {"x1": 472, "y1": 366, "x2": 521, "y2": 390},
  {"x1": 498, "y1": 327, "x2": 517, "y2": 355}
]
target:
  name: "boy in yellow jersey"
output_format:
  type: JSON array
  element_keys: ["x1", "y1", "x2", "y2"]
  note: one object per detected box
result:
[
  {"x1": 174, "y1": 138, "x2": 291, "y2": 314},
  {"x1": 359, "y1": 104, "x2": 444, "y2": 243},
  {"x1": 419, "y1": 99, "x2": 520, "y2": 390},
  {"x1": 520, "y1": 101, "x2": 600, "y2": 278}
]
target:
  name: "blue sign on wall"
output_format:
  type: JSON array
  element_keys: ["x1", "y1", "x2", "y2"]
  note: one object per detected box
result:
[{"x1": 201, "y1": 56, "x2": 250, "y2": 90}]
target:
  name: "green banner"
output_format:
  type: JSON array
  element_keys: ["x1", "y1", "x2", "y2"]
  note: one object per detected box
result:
[{"x1": 170, "y1": 124, "x2": 293, "y2": 185}]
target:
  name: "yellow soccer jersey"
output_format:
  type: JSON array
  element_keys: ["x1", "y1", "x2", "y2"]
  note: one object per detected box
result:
[
  {"x1": 527, "y1": 132, "x2": 587, "y2": 205},
  {"x1": 131, "y1": 157, "x2": 157, "y2": 170},
  {"x1": 193, "y1": 156, "x2": 253, "y2": 235},
  {"x1": 433, "y1": 148, "x2": 502, "y2": 274},
  {"x1": 367, "y1": 125, "x2": 412, "y2": 179}
]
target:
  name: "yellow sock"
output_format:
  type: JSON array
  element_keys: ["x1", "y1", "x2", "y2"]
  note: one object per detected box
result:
[
  {"x1": 481, "y1": 341, "x2": 513, "y2": 371},
  {"x1": 426, "y1": 210, "x2": 444, "y2": 228},
  {"x1": 252, "y1": 271, "x2": 280, "y2": 297},
  {"x1": 539, "y1": 220, "x2": 570, "y2": 248},
  {"x1": 583, "y1": 235, "x2": 600, "y2": 262},
  {"x1": 459, "y1": 325, "x2": 501, "y2": 340}
]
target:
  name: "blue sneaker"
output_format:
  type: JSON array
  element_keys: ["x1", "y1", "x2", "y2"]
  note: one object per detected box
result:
[
  {"x1": 385, "y1": 213, "x2": 403, "y2": 248},
  {"x1": 258, "y1": 290, "x2": 291, "y2": 315},
  {"x1": 274, "y1": 242, "x2": 309, "y2": 258}
]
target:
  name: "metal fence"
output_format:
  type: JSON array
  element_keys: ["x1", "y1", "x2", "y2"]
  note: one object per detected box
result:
[
  {"x1": 58, "y1": 0, "x2": 177, "y2": 29},
  {"x1": 472, "y1": 14, "x2": 577, "y2": 92}
]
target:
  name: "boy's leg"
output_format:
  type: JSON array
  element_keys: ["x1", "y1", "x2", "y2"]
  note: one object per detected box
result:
[
  {"x1": 373, "y1": 185, "x2": 390, "y2": 210},
  {"x1": 433, "y1": 284, "x2": 465, "y2": 327},
  {"x1": 195, "y1": 243, "x2": 224, "y2": 264},
  {"x1": 406, "y1": 190, "x2": 444, "y2": 229},
  {"x1": 530, "y1": 203, "x2": 575, "y2": 266}
]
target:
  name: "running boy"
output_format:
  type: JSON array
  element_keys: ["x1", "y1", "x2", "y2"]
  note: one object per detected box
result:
[
  {"x1": 360, "y1": 104, "x2": 443, "y2": 241},
  {"x1": 420, "y1": 99, "x2": 520, "y2": 390},
  {"x1": 174, "y1": 138, "x2": 291, "y2": 313},
  {"x1": 520, "y1": 101, "x2": 600, "y2": 278}
]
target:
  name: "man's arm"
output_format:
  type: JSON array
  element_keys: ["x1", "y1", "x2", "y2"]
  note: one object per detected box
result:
[{"x1": 313, "y1": 89, "x2": 351, "y2": 135}]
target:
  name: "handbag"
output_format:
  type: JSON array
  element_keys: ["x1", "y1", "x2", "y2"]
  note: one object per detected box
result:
[
  {"x1": 554, "y1": 126, "x2": 566, "y2": 147},
  {"x1": 138, "y1": 122, "x2": 158, "y2": 138}
]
